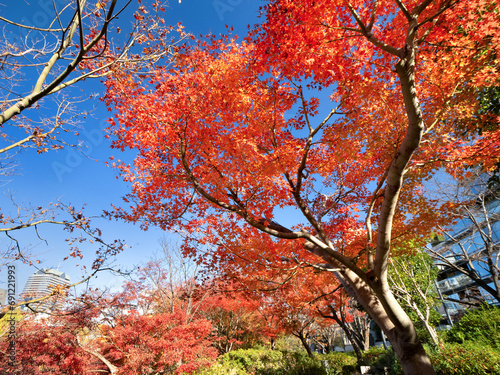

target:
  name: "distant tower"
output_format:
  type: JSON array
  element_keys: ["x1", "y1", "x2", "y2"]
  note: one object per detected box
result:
[{"x1": 21, "y1": 268, "x2": 71, "y2": 312}]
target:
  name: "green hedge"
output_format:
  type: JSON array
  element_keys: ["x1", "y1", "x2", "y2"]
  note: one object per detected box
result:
[
  {"x1": 194, "y1": 339, "x2": 500, "y2": 374},
  {"x1": 318, "y1": 351, "x2": 357, "y2": 374},
  {"x1": 360, "y1": 343, "x2": 500, "y2": 375},
  {"x1": 445, "y1": 305, "x2": 500, "y2": 350},
  {"x1": 429, "y1": 342, "x2": 500, "y2": 375},
  {"x1": 193, "y1": 347, "x2": 356, "y2": 375}
]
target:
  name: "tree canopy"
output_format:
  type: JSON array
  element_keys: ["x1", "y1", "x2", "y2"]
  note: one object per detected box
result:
[{"x1": 105, "y1": 1, "x2": 500, "y2": 373}]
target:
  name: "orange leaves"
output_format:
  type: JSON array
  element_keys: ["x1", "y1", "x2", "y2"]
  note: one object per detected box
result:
[
  {"x1": 105, "y1": 1, "x2": 500, "y2": 308},
  {"x1": 108, "y1": 38, "x2": 303, "y2": 227},
  {"x1": 442, "y1": 128, "x2": 500, "y2": 178}
]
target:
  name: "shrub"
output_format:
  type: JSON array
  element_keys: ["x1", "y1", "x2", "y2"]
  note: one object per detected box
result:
[
  {"x1": 193, "y1": 348, "x2": 331, "y2": 375},
  {"x1": 429, "y1": 341, "x2": 500, "y2": 375},
  {"x1": 275, "y1": 351, "x2": 327, "y2": 375},
  {"x1": 222, "y1": 347, "x2": 284, "y2": 374},
  {"x1": 363, "y1": 348, "x2": 402, "y2": 375},
  {"x1": 193, "y1": 362, "x2": 247, "y2": 375},
  {"x1": 445, "y1": 304, "x2": 500, "y2": 349},
  {"x1": 274, "y1": 336, "x2": 304, "y2": 352},
  {"x1": 361, "y1": 345, "x2": 388, "y2": 364},
  {"x1": 317, "y1": 352, "x2": 357, "y2": 374}
]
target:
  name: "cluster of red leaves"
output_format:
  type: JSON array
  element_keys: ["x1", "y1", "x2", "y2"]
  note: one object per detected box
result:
[
  {"x1": 99, "y1": 311, "x2": 217, "y2": 374},
  {"x1": 0, "y1": 299, "x2": 218, "y2": 374},
  {"x1": 0, "y1": 310, "x2": 101, "y2": 375},
  {"x1": 198, "y1": 284, "x2": 272, "y2": 353},
  {"x1": 104, "y1": 0, "x2": 500, "y2": 281},
  {"x1": 0, "y1": 258, "x2": 362, "y2": 375}
]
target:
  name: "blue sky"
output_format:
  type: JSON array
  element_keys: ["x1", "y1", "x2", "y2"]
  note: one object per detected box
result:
[{"x1": 0, "y1": 0, "x2": 262, "y2": 296}]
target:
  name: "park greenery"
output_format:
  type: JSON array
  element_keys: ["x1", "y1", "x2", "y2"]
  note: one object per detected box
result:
[
  {"x1": 2, "y1": 287, "x2": 500, "y2": 374},
  {"x1": 0, "y1": 0, "x2": 500, "y2": 374}
]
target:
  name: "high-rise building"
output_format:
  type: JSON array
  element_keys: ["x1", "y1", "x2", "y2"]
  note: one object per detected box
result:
[
  {"x1": 21, "y1": 268, "x2": 71, "y2": 312},
  {"x1": 430, "y1": 173, "x2": 500, "y2": 322}
]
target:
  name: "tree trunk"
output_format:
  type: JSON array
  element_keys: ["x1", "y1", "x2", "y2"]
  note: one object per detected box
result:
[
  {"x1": 349, "y1": 315, "x2": 372, "y2": 351},
  {"x1": 363, "y1": 318, "x2": 371, "y2": 350},
  {"x1": 344, "y1": 268, "x2": 435, "y2": 375},
  {"x1": 78, "y1": 338, "x2": 118, "y2": 375},
  {"x1": 308, "y1": 251, "x2": 436, "y2": 375},
  {"x1": 295, "y1": 331, "x2": 314, "y2": 358},
  {"x1": 324, "y1": 306, "x2": 364, "y2": 364}
]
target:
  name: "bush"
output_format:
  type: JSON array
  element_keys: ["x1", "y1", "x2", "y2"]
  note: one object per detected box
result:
[
  {"x1": 274, "y1": 351, "x2": 327, "y2": 375},
  {"x1": 429, "y1": 341, "x2": 500, "y2": 375},
  {"x1": 194, "y1": 362, "x2": 247, "y2": 375},
  {"x1": 364, "y1": 348, "x2": 402, "y2": 375},
  {"x1": 194, "y1": 347, "x2": 328, "y2": 375},
  {"x1": 196, "y1": 339, "x2": 500, "y2": 375},
  {"x1": 445, "y1": 304, "x2": 500, "y2": 349},
  {"x1": 361, "y1": 346, "x2": 388, "y2": 365},
  {"x1": 317, "y1": 352, "x2": 357, "y2": 374},
  {"x1": 274, "y1": 336, "x2": 304, "y2": 352},
  {"x1": 223, "y1": 347, "x2": 284, "y2": 374}
]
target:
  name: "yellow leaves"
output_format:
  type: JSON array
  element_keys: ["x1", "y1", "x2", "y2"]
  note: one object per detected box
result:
[{"x1": 51, "y1": 284, "x2": 69, "y2": 296}]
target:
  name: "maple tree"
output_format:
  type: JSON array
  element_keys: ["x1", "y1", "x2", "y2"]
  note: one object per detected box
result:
[
  {"x1": 105, "y1": 0, "x2": 500, "y2": 373},
  {"x1": 198, "y1": 287, "x2": 267, "y2": 354},
  {"x1": 318, "y1": 291, "x2": 367, "y2": 363},
  {"x1": 310, "y1": 323, "x2": 343, "y2": 354},
  {"x1": 262, "y1": 268, "x2": 345, "y2": 357},
  {"x1": 222, "y1": 247, "x2": 353, "y2": 355},
  {"x1": 347, "y1": 311, "x2": 372, "y2": 353},
  {"x1": 0, "y1": 307, "x2": 110, "y2": 375},
  {"x1": 0, "y1": 297, "x2": 218, "y2": 375},
  {"x1": 98, "y1": 310, "x2": 217, "y2": 374}
]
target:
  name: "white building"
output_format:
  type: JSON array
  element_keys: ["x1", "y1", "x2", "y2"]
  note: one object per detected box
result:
[{"x1": 21, "y1": 268, "x2": 71, "y2": 312}]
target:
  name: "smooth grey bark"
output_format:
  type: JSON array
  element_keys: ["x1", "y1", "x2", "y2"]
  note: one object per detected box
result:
[{"x1": 316, "y1": 249, "x2": 434, "y2": 375}]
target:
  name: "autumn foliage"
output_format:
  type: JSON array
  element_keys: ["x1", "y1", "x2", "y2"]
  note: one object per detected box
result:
[
  {"x1": 1, "y1": 266, "x2": 293, "y2": 374},
  {"x1": 198, "y1": 288, "x2": 268, "y2": 353},
  {"x1": 99, "y1": 311, "x2": 217, "y2": 374},
  {"x1": 104, "y1": 0, "x2": 499, "y2": 372},
  {"x1": 0, "y1": 285, "x2": 219, "y2": 374},
  {"x1": 0, "y1": 310, "x2": 100, "y2": 374}
]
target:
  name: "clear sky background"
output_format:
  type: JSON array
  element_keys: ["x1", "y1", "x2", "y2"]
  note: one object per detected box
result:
[{"x1": 0, "y1": 0, "x2": 262, "y2": 296}]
